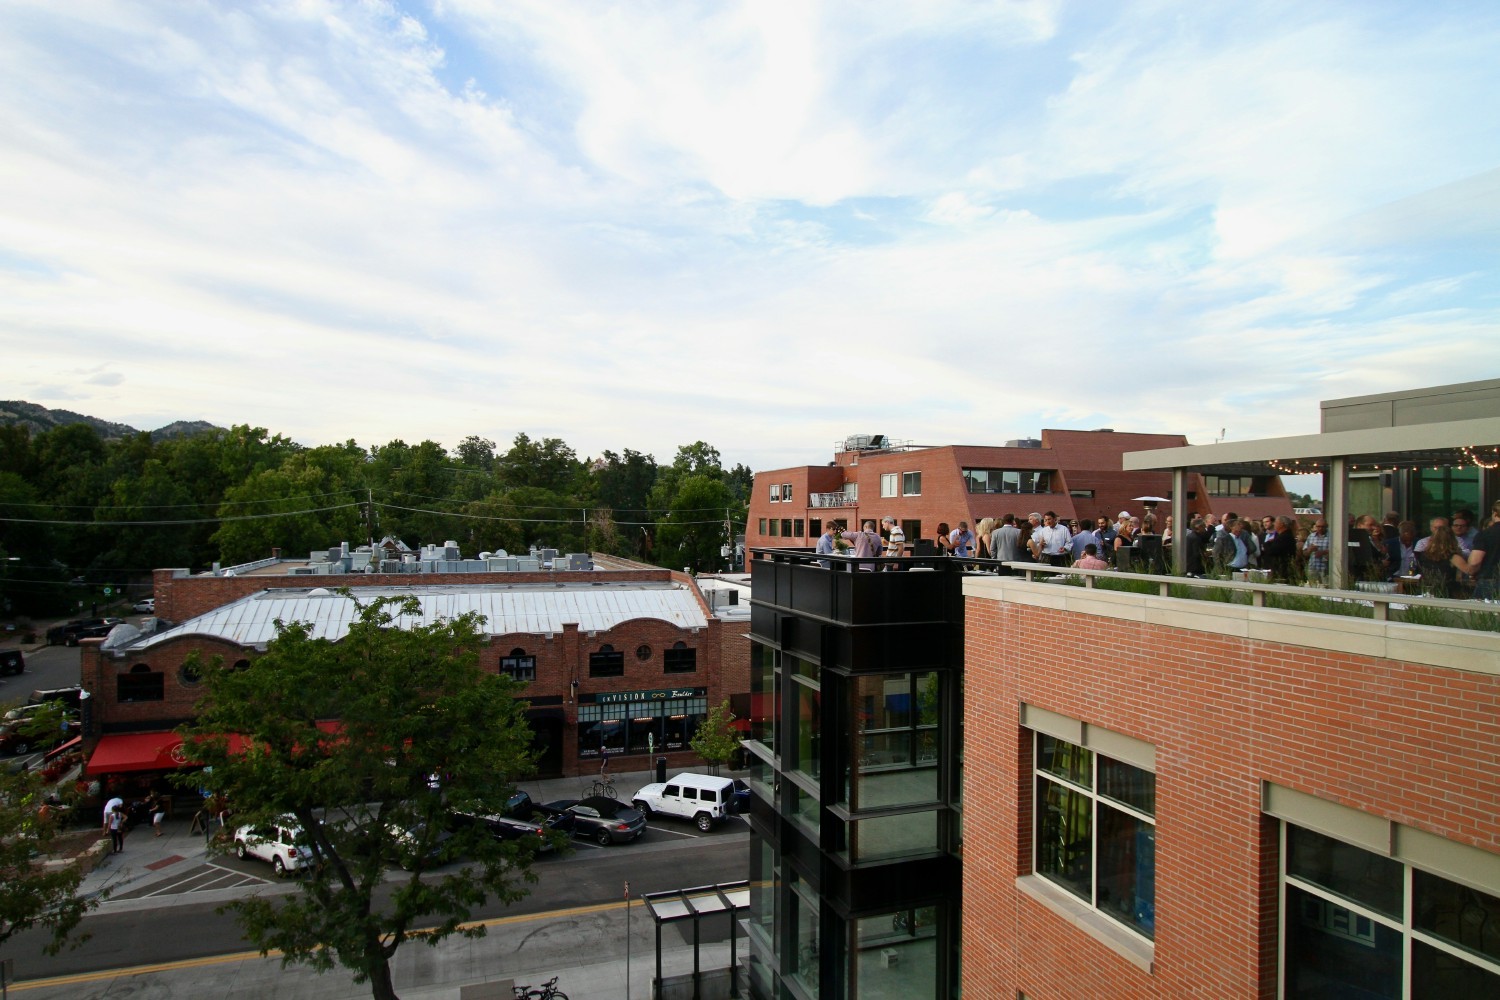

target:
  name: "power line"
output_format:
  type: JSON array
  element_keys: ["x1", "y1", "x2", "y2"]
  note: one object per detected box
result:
[{"x1": 0, "y1": 502, "x2": 362, "y2": 527}]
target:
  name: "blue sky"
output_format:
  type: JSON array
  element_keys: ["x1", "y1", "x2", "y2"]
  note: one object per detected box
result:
[{"x1": 2, "y1": 1, "x2": 1497, "y2": 478}]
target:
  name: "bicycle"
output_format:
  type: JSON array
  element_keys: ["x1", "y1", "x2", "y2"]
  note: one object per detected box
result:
[
  {"x1": 590, "y1": 773, "x2": 618, "y2": 799},
  {"x1": 513, "y1": 975, "x2": 568, "y2": 999}
]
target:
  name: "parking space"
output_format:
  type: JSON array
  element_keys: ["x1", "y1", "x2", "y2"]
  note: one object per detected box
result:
[{"x1": 109, "y1": 859, "x2": 274, "y2": 900}]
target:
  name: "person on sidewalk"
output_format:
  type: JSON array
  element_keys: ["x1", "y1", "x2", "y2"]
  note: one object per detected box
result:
[
  {"x1": 151, "y1": 794, "x2": 166, "y2": 837},
  {"x1": 104, "y1": 803, "x2": 125, "y2": 854}
]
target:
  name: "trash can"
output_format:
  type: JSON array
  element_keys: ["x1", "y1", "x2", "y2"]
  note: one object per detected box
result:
[{"x1": 655, "y1": 757, "x2": 667, "y2": 784}]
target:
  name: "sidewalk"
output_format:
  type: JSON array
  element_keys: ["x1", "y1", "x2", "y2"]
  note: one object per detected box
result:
[{"x1": 21, "y1": 768, "x2": 748, "y2": 999}]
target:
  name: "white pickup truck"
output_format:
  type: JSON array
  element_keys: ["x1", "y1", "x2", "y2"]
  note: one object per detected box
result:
[{"x1": 631, "y1": 772, "x2": 736, "y2": 831}]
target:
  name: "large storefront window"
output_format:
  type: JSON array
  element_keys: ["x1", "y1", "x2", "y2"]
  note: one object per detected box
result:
[
  {"x1": 792, "y1": 677, "x2": 821, "y2": 782},
  {"x1": 1283, "y1": 824, "x2": 1500, "y2": 996},
  {"x1": 1033, "y1": 732, "x2": 1156, "y2": 940},
  {"x1": 576, "y1": 694, "x2": 706, "y2": 760},
  {"x1": 850, "y1": 672, "x2": 939, "y2": 809},
  {"x1": 853, "y1": 908, "x2": 938, "y2": 999}
]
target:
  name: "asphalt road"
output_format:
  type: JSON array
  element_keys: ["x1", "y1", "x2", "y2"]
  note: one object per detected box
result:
[
  {"x1": 9, "y1": 815, "x2": 750, "y2": 982},
  {"x1": 0, "y1": 641, "x2": 82, "y2": 709}
]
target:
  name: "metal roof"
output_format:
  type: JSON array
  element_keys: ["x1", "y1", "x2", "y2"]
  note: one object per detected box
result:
[
  {"x1": 138, "y1": 583, "x2": 710, "y2": 650},
  {"x1": 1121, "y1": 415, "x2": 1500, "y2": 476}
]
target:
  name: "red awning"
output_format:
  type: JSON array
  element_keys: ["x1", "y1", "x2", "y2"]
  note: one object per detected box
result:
[
  {"x1": 85, "y1": 732, "x2": 193, "y2": 776},
  {"x1": 85, "y1": 723, "x2": 342, "y2": 776}
]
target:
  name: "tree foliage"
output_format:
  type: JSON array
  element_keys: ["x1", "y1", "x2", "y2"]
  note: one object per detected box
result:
[
  {"x1": 177, "y1": 594, "x2": 540, "y2": 1000},
  {"x1": 0, "y1": 768, "x2": 94, "y2": 954},
  {"x1": 688, "y1": 699, "x2": 740, "y2": 775}
]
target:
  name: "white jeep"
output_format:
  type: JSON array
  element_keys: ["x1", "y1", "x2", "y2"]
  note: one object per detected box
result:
[{"x1": 631, "y1": 772, "x2": 735, "y2": 832}]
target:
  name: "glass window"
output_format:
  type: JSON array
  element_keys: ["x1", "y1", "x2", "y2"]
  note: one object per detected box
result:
[
  {"x1": 1283, "y1": 823, "x2": 1500, "y2": 996},
  {"x1": 881, "y1": 473, "x2": 898, "y2": 498},
  {"x1": 901, "y1": 519, "x2": 921, "y2": 542},
  {"x1": 809, "y1": 518, "x2": 822, "y2": 538},
  {"x1": 851, "y1": 672, "x2": 939, "y2": 809},
  {"x1": 782, "y1": 483, "x2": 793, "y2": 502},
  {"x1": 792, "y1": 875, "x2": 821, "y2": 998},
  {"x1": 119, "y1": 664, "x2": 164, "y2": 702},
  {"x1": 854, "y1": 909, "x2": 938, "y2": 1000},
  {"x1": 1033, "y1": 732, "x2": 1155, "y2": 939},
  {"x1": 844, "y1": 482, "x2": 858, "y2": 502},
  {"x1": 758, "y1": 518, "x2": 767, "y2": 533},
  {"x1": 588, "y1": 645, "x2": 624, "y2": 677},
  {"x1": 769, "y1": 519, "x2": 781, "y2": 537},
  {"x1": 770, "y1": 484, "x2": 780, "y2": 502},
  {"x1": 902, "y1": 471, "x2": 921, "y2": 496},
  {"x1": 792, "y1": 678, "x2": 821, "y2": 782},
  {"x1": 499, "y1": 647, "x2": 536, "y2": 681},
  {"x1": 962, "y1": 469, "x2": 1052, "y2": 494},
  {"x1": 663, "y1": 642, "x2": 696, "y2": 674},
  {"x1": 794, "y1": 518, "x2": 804, "y2": 538},
  {"x1": 782, "y1": 518, "x2": 792, "y2": 537}
]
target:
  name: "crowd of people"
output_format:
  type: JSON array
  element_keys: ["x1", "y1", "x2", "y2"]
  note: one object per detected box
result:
[{"x1": 813, "y1": 500, "x2": 1500, "y2": 600}]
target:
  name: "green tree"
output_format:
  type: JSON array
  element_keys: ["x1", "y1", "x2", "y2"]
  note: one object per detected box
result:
[
  {"x1": 212, "y1": 456, "x2": 363, "y2": 564},
  {"x1": 177, "y1": 594, "x2": 539, "y2": 1000},
  {"x1": 655, "y1": 474, "x2": 733, "y2": 573},
  {"x1": 0, "y1": 767, "x2": 95, "y2": 954},
  {"x1": 689, "y1": 699, "x2": 740, "y2": 775},
  {"x1": 498, "y1": 434, "x2": 582, "y2": 494}
]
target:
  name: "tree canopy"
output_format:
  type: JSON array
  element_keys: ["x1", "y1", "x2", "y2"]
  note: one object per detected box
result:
[
  {"x1": 177, "y1": 594, "x2": 540, "y2": 1000},
  {"x1": 0, "y1": 767, "x2": 94, "y2": 955}
]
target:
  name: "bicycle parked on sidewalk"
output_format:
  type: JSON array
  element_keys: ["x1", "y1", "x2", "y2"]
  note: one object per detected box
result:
[
  {"x1": 513, "y1": 975, "x2": 568, "y2": 999},
  {"x1": 590, "y1": 772, "x2": 617, "y2": 799}
]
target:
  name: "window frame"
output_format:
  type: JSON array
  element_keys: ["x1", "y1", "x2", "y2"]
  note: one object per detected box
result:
[
  {"x1": 499, "y1": 647, "x2": 537, "y2": 681},
  {"x1": 901, "y1": 471, "x2": 922, "y2": 497},
  {"x1": 588, "y1": 644, "x2": 625, "y2": 678},
  {"x1": 663, "y1": 641, "x2": 697, "y2": 674},
  {"x1": 880, "y1": 473, "x2": 898, "y2": 498},
  {"x1": 1031, "y1": 730, "x2": 1156, "y2": 942}
]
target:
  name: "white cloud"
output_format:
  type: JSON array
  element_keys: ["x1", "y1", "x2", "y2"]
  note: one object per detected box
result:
[{"x1": 0, "y1": 0, "x2": 1495, "y2": 476}]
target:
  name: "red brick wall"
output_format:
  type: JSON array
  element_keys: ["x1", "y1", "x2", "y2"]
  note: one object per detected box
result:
[{"x1": 962, "y1": 595, "x2": 1500, "y2": 999}]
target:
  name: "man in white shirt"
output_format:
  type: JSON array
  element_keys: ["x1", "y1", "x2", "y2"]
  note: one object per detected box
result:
[{"x1": 1031, "y1": 511, "x2": 1073, "y2": 566}]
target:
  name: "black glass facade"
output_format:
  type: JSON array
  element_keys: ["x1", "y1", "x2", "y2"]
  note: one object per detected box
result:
[{"x1": 746, "y1": 550, "x2": 966, "y2": 999}]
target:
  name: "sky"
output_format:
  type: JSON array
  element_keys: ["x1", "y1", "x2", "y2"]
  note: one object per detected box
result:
[{"x1": 3, "y1": 1, "x2": 1498, "y2": 480}]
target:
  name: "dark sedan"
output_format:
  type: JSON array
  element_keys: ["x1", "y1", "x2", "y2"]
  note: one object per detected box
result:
[{"x1": 539, "y1": 796, "x2": 647, "y2": 846}]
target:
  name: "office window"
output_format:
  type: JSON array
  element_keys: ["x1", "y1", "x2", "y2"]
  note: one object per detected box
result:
[
  {"x1": 901, "y1": 519, "x2": 921, "y2": 542},
  {"x1": 769, "y1": 519, "x2": 781, "y2": 537},
  {"x1": 781, "y1": 483, "x2": 793, "y2": 502},
  {"x1": 770, "y1": 484, "x2": 780, "y2": 502},
  {"x1": 881, "y1": 473, "x2": 898, "y2": 498},
  {"x1": 844, "y1": 482, "x2": 858, "y2": 502},
  {"x1": 589, "y1": 644, "x2": 624, "y2": 677},
  {"x1": 758, "y1": 518, "x2": 767, "y2": 534},
  {"x1": 794, "y1": 519, "x2": 804, "y2": 538},
  {"x1": 1034, "y1": 732, "x2": 1156, "y2": 939},
  {"x1": 1282, "y1": 824, "x2": 1500, "y2": 995},
  {"x1": 499, "y1": 647, "x2": 536, "y2": 681},
  {"x1": 809, "y1": 518, "x2": 822, "y2": 538},
  {"x1": 781, "y1": 518, "x2": 792, "y2": 537},
  {"x1": 902, "y1": 471, "x2": 922, "y2": 496},
  {"x1": 663, "y1": 641, "x2": 697, "y2": 674}
]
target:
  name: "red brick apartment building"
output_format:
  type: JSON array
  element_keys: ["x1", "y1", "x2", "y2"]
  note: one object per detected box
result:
[
  {"x1": 746, "y1": 429, "x2": 1292, "y2": 556},
  {"x1": 80, "y1": 556, "x2": 750, "y2": 785},
  {"x1": 960, "y1": 572, "x2": 1500, "y2": 997}
]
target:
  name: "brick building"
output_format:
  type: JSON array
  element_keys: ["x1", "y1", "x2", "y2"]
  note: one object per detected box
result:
[
  {"x1": 960, "y1": 570, "x2": 1500, "y2": 997},
  {"x1": 747, "y1": 429, "x2": 1293, "y2": 558},
  {"x1": 81, "y1": 555, "x2": 751, "y2": 786}
]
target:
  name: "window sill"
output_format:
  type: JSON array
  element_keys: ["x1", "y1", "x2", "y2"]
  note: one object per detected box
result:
[{"x1": 1015, "y1": 874, "x2": 1154, "y2": 974}]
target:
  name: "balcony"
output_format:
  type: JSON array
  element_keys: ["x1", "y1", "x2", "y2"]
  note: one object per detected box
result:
[{"x1": 809, "y1": 492, "x2": 857, "y2": 508}]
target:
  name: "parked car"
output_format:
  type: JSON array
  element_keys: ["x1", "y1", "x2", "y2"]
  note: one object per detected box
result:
[
  {"x1": 0, "y1": 715, "x2": 81, "y2": 756},
  {"x1": 729, "y1": 778, "x2": 752, "y2": 813},
  {"x1": 631, "y1": 772, "x2": 737, "y2": 831},
  {"x1": 539, "y1": 796, "x2": 647, "y2": 846},
  {"x1": 384, "y1": 820, "x2": 457, "y2": 870},
  {"x1": 133, "y1": 598, "x2": 155, "y2": 614},
  {"x1": 45, "y1": 618, "x2": 123, "y2": 646},
  {"x1": 5, "y1": 686, "x2": 85, "y2": 722},
  {"x1": 451, "y1": 791, "x2": 567, "y2": 853},
  {"x1": 0, "y1": 650, "x2": 23, "y2": 677},
  {"x1": 233, "y1": 818, "x2": 315, "y2": 877}
]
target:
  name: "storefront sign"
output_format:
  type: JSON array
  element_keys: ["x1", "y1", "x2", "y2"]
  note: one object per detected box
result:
[{"x1": 596, "y1": 687, "x2": 705, "y2": 704}]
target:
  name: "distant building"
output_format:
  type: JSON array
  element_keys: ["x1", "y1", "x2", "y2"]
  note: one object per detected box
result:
[
  {"x1": 79, "y1": 546, "x2": 750, "y2": 790},
  {"x1": 746, "y1": 429, "x2": 1293, "y2": 558}
]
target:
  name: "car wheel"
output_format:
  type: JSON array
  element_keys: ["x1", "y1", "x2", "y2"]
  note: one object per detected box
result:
[
  {"x1": 595, "y1": 829, "x2": 613, "y2": 847},
  {"x1": 272, "y1": 856, "x2": 287, "y2": 877},
  {"x1": 65, "y1": 636, "x2": 77, "y2": 647},
  {"x1": 235, "y1": 841, "x2": 247, "y2": 859},
  {"x1": 634, "y1": 801, "x2": 652, "y2": 818},
  {"x1": 12, "y1": 740, "x2": 29, "y2": 755},
  {"x1": 695, "y1": 812, "x2": 713, "y2": 832}
]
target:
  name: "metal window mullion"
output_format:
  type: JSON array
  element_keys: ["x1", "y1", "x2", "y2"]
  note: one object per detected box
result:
[
  {"x1": 1403, "y1": 862, "x2": 1413, "y2": 999},
  {"x1": 1411, "y1": 927, "x2": 1500, "y2": 979},
  {"x1": 1282, "y1": 876, "x2": 1403, "y2": 931},
  {"x1": 1089, "y1": 755, "x2": 1099, "y2": 911}
]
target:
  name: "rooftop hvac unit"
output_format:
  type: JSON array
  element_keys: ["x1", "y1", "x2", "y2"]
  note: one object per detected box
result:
[
  {"x1": 1005, "y1": 438, "x2": 1042, "y2": 449},
  {"x1": 289, "y1": 566, "x2": 318, "y2": 575},
  {"x1": 516, "y1": 558, "x2": 541, "y2": 572},
  {"x1": 559, "y1": 553, "x2": 591, "y2": 571}
]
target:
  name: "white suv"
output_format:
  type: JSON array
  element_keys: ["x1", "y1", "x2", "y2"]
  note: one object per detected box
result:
[
  {"x1": 631, "y1": 772, "x2": 736, "y2": 832},
  {"x1": 233, "y1": 818, "x2": 315, "y2": 877}
]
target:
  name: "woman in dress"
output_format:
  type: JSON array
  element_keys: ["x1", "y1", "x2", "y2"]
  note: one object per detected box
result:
[{"x1": 935, "y1": 522, "x2": 954, "y2": 556}]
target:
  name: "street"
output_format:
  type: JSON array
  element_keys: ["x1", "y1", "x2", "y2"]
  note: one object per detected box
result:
[{"x1": 6, "y1": 808, "x2": 751, "y2": 986}]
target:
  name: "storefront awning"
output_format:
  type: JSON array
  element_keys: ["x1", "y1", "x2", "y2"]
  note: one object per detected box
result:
[{"x1": 85, "y1": 732, "x2": 194, "y2": 776}]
